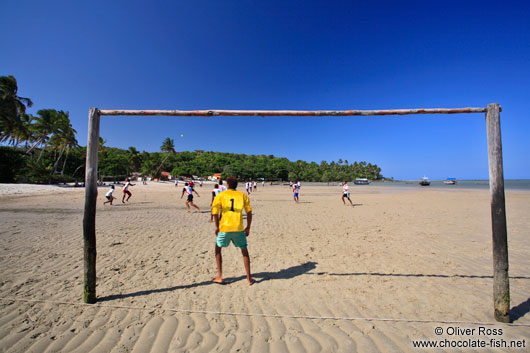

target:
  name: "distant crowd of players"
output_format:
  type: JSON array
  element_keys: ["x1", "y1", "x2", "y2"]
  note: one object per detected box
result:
[{"x1": 102, "y1": 176, "x2": 355, "y2": 285}]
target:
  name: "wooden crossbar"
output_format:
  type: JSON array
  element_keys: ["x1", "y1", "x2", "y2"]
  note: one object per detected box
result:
[{"x1": 97, "y1": 107, "x2": 497, "y2": 117}]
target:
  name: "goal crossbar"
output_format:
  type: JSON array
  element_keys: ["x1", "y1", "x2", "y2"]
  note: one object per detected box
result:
[{"x1": 98, "y1": 107, "x2": 497, "y2": 117}]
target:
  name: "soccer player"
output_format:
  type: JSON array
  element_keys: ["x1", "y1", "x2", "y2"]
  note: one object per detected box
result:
[
  {"x1": 293, "y1": 181, "x2": 300, "y2": 203},
  {"x1": 122, "y1": 178, "x2": 135, "y2": 203},
  {"x1": 103, "y1": 185, "x2": 116, "y2": 205},
  {"x1": 211, "y1": 176, "x2": 254, "y2": 286},
  {"x1": 342, "y1": 181, "x2": 353, "y2": 206},
  {"x1": 209, "y1": 183, "x2": 221, "y2": 222},
  {"x1": 180, "y1": 182, "x2": 201, "y2": 213}
]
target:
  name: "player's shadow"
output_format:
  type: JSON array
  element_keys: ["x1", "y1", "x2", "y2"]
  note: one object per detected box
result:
[
  {"x1": 510, "y1": 297, "x2": 530, "y2": 322},
  {"x1": 224, "y1": 261, "x2": 318, "y2": 284},
  {"x1": 98, "y1": 261, "x2": 318, "y2": 302}
]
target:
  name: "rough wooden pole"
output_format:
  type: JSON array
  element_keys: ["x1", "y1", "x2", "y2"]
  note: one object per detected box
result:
[
  {"x1": 83, "y1": 108, "x2": 100, "y2": 303},
  {"x1": 486, "y1": 103, "x2": 510, "y2": 322},
  {"x1": 98, "y1": 107, "x2": 493, "y2": 117}
]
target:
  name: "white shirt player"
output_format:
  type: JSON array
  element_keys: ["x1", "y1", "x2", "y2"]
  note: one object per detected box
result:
[
  {"x1": 212, "y1": 187, "x2": 221, "y2": 197},
  {"x1": 343, "y1": 183, "x2": 349, "y2": 195}
]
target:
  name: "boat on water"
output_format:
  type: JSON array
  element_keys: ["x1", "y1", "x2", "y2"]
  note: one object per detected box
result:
[
  {"x1": 419, "y1": 176, "x2": 430, "y2": 186},
  {"x1": 354, "y1": 178, "x2": 371, "y2": 185},
  {"x1": 444, "y1": 177, "x2": 457, "y2": 185}
]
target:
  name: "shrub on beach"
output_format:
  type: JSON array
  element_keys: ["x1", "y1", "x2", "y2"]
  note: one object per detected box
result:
[{"x1": 0, "y1": 146, "x2": 26, "y2": 183}]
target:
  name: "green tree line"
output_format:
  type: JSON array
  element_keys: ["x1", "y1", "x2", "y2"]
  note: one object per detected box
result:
[{"x1": 1, "y1": 75, "x2": 384, "y2": 183}]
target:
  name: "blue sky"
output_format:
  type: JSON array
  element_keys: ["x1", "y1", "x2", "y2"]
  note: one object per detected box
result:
[{"x1": 2, "y1": 0, "x2": 529, "y2": 179}]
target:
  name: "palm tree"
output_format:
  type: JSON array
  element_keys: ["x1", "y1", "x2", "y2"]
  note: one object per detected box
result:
[
  {"x1": 48, "y1": 111, "x2": 78, "y2": 175},
  {"x1": 11, "y1": 113, "x2": 35, "y2": 148},
  {"x1": 27, "y1": 109, "x2": 62, "y2": 170},
  {"x1": 161, "y1": 137, "x2": 176, "y2": 154},
  {"x1": 126, "y1": 146, "x2": 142, "y2": 175},
  {"x1": 27, "y1": 109, "x2": 59, "y2": 153},
  {"x1": 0, "y1": 75, "x2": 33, "y2": 144},
  {"x1": 155, "y1": 137, "x2": 176, "y2": 176},
  {"x1": 98, "y1": 136, "x2": 107, "y2": 152}
]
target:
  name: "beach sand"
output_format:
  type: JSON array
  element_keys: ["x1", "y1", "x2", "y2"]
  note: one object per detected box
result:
[{"x1": 0, "y1": 182, "x2": 529, "y2": 352}]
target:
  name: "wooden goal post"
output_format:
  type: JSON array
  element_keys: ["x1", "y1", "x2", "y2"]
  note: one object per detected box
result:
[{"x1": 83, "y1": 103, "x2": 510, "y2": 322}]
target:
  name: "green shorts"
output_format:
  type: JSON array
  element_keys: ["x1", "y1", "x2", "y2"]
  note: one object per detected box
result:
[{"x1": 216, "y1": 231, "x2": 247, "y2": 248}]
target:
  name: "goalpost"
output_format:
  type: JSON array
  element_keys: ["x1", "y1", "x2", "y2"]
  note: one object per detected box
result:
[{"x1": 83, "y1": 103, "x2": 510, "y2": 322}]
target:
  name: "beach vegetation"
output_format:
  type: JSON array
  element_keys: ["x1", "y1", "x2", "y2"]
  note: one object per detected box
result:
[
  {"x1": 0, "y1": 75, "x2": 384, "y2": 184},
  {"x1": 0, "y1": 75, "x2": 33, "y2": 145},
  {"x1": 1, "y1": 139, "x2": 384, "y2": 184}
]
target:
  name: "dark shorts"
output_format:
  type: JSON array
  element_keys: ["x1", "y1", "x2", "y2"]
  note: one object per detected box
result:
[
  {"x1": 187, "y1": 194, "x2": 193, "y2": 202},
  {"x1": 106, "y1": 195, "x2": 111, "y2": 200},
  {"x1": 342, "y1": 193, "x2": 350, "y2": 199},
  {"x1": 123, "y1": 190, "x2": 131, "y2": 196}
]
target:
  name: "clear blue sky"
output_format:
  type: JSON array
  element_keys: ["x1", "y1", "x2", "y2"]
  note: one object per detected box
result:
[{"x1": 2, "y1": 0, "x2": 529, "y2": 179}]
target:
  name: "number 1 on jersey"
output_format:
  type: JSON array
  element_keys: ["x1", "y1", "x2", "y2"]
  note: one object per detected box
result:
[{"x1": 230, "y1": 198, "x2": 235, "y2": 211}]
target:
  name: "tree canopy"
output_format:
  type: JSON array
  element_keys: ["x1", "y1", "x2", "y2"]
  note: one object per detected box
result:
[{"x1": 0, "y1": 75, "x2": 384, "y2": 183}]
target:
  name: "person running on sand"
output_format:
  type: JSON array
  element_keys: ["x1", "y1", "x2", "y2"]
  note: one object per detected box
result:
[
  {"x1": 253, "y1": 181, "x2": 257, "y2": 191},
  {"x1": 245, "y1": 181, "x2": 251, "y2": 195},
  {"x1": 218, "y1": 180, "x2": 227, "y2": 193},
  {"x1": 122, "y1": 178, "x2": 135, "y2": 203},
  {"x1": 181, "y1": 182, "x2": 201, "y2": 213},
  {"x1": 211, "y1": 176, "x2": 254, "y2": 286},
  {"x1": 174, "y1": 179, "x2": 179, "y2": 187},
  {"x1": 342, "y1": 181, "x2": 354, "y2": 206},
  {"x1": 103, "y1": 185, "x2": 116, "y2": 205},
  {"x1": 209, "y1": 183, "x2": 221, "y2": 223},
  {"x1": 293, "y1": 181, "x2": 300, "y2": 203}
]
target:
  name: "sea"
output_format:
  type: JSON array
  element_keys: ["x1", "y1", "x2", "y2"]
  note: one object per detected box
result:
[
  {"x1": 376, "y1": 179, "x2": 530, "y2": 190},
  {"x1": 301, "y1": 180, "x2": 530, "y2": 190}
]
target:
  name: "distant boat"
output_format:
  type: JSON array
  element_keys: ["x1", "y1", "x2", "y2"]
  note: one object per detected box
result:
[
  {"x1": 419, "y1": 176, "x2": 430, "y2": 186},
  {"x1": 354, "y1": 178, "x2": 371, "y2": 185},
  {"x1": 444, "y1": 178, "x2": 457, "y2": 185}
]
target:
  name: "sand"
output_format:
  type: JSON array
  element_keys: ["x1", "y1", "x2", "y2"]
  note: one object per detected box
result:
[{"x1": 0, "y1": 182, "x2": 529, "y2": 352}]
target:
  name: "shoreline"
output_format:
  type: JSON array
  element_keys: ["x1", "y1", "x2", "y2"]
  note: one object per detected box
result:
[{"x1": 2, "y1": 179, "x2": 530, "y2": 197}]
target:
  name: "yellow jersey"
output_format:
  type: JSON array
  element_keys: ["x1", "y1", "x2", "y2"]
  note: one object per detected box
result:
[{"x1": 211, "y1": 189, "x2": 252, "y2": 232}]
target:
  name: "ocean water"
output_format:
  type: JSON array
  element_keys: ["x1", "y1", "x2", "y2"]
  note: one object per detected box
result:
[
  {"x1": 298, "y1": 180, "x2": 530, "y2": 190},
  {"x1": 372, "y1": 179, "x2": 530, "y2": 190}
]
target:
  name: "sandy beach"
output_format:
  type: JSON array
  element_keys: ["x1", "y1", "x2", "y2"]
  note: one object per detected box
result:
[{"x1": 0, "y1": 182, "x2": 529, "y2": 352}]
